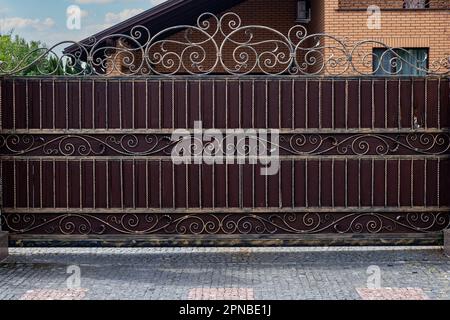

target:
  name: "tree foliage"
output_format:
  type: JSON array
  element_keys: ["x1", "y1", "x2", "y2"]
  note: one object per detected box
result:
[{"x1": 0, "y1": 33, "x2": 78, "y2": 76}]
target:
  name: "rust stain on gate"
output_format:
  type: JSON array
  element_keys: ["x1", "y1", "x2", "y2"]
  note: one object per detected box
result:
[{"x1": 0, "y1": 76, "x2": 449, "y2": 245}]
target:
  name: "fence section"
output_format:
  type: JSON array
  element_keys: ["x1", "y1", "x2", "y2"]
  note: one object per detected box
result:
[{"x1": 0, "y1": 77, "x2": 449, "y2": 237}]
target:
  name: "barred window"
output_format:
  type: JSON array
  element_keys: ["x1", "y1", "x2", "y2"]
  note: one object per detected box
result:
[
  {"x1": 373, "y1": 48, "x2": 429, "y2": 76},
  {"x1": 296, "y1": 0, "x2": 311, "y2": 23},
  {"x1": 403, "y1": 0, "x2": 430, "y2": 9}
]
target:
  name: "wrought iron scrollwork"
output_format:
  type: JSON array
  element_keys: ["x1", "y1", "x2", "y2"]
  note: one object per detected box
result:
[
  {"x1": 1, "y1": 212, "x2": 449, "y2": 235},
  {"x1": 0, "y1": 12, "x2": 448, "y2": 76},
  {"x1": 280, "y1": 133, "x2": 450, "y2": 156},
  {"x1": 1, "y1": 133, "x2": 449, "y2": 157},
  {"x1": 0, "y1": 134, "x2": 177, "y2": 156}
]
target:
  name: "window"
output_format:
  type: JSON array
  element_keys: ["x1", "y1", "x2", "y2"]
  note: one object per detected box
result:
[
  {"x1": 372, "y1": 48, "x2": 429, "y2": 76},
  {"x1": 403, "y1": 0, "x2": 430, "y2": 9},
  {"x1": 296, "y1": 0, "x2": 311, "y2": 23}
]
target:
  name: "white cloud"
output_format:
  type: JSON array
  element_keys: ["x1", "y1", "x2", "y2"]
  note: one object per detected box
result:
[
  {"x1": 74, "y1": 0, "x2": 168, "y2": 5},
  {"x1": 75, "y1": 0, "x2": 168, "y2": 7},
  {"x1": 101, "y1": 1, "x2": 169, "y2": 26},
  {"x1": 15, "y1": 22, "x2": 112, "y2": 49},
  {"x1": 75, "y1": 0, "x2": 114, "y2": 4},
  {"x1": 104, "y1": 8, "x2": 145, "y2": 24},
  {"x1": 151, "y1": 0, "x2": 168, "y2": 6},
  {"x1": 0, "y1": 17, "x2": 55, "y2": 32}
]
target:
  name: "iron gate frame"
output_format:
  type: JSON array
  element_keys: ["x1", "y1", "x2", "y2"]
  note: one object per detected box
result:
[{"x1": 0, "y1": 12, "x2": 449, "y2": 246}]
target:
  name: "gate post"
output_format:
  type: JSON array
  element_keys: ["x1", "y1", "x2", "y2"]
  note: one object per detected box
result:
[
  {"x1": 0, "y1": 176, "x2": 8, "y2": 262},
  {"x1": 445, "y1": 77, "x2": 450, "y2": 258}
]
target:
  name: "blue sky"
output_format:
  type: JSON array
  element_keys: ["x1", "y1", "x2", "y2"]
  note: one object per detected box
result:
[{"x1": 0, "y1": 0, "x2": 168, "y2": 47}]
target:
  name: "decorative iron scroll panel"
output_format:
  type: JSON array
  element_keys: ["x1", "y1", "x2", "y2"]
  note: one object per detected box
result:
[
  {"x1": 0, "y1": 77, "x2": 449, "y2": 237},
  {"x1": 0, "y1": 12, "x2": 449, "y2": 77}
]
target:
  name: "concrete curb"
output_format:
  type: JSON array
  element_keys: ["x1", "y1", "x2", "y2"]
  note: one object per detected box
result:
[
  {"x1": 0, "y1": 232, "x2": 8, "y2": 262},
  {"x1": 444, "y1": 229, "x2": 450, "y2": 257},
  {"x1": 7, "y1": 232, "x2": 444, "y2": 247}
]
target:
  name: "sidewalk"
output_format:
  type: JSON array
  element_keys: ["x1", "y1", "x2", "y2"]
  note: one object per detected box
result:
[{"x1": 0, "y1": 247, "x2": 448, "y2": 300}]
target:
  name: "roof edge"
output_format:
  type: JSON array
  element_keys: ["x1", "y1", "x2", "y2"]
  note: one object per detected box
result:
[{"x1": 64, "y1": 0, "x2": 188, "y2": 54}]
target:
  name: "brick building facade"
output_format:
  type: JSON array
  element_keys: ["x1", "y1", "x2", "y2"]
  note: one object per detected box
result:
[{"x1": 323, "y1": 0, "x2": 450, "y2": 74}]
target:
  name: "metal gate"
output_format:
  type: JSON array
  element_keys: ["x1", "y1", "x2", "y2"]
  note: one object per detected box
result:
[{"x1": 0, "y1": 13, "x2": 449, "y2": 246}]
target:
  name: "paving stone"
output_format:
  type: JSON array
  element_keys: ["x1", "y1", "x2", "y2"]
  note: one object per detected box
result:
[
  {"x1": 20, "y1": 289, "x2": 88, "y2": 300},
  {"x1": 356, "y1": 288, "x2": 429, "y2": 300},
  {"x1": 0, "y1": 246, "x2": 448, "y2": 300},
  {"x1": 188, "y1": 288, "x2": 255, "y2": 300}
]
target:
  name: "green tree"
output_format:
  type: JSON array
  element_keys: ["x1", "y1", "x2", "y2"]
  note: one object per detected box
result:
[{"x1": 0, "y1": 33, "x2": 76, "y2": 76}]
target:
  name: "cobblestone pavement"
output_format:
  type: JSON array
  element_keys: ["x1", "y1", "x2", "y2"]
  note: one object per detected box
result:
[{"x1": 0, "y1": 247, "x2": 449, "y2": 300}]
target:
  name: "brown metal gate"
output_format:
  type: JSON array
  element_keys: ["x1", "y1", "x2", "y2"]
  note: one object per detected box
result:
[{"x1": 0, "y1": 76, "x2": 449, "y2": 246}]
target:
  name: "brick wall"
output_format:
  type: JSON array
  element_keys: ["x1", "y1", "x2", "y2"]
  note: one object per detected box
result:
[
  {"x1": 150, "y1": 0, "x2": 311, "y2": 74},
  {"x1": 323, "y1": 0, "x2": 450, "y2": 74},
  {"x1": 339, "y1": 0, "x2": 449, "y2": 9},
  {"x1": 106, "y1": 0, "x2": 309, "y2": 75},
  {"x1": 106, "y1": 38, "x2": 147, "y2": 75},
  {"x1": 339, "y1": 0, "x2": 406, "y2": 10},
  {"x1": 308, "y1": 0, "x2": 326, "y2": 73}
]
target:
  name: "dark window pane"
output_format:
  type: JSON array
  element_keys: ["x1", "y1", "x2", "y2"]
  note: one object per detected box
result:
[
  {"x1": 373, "y1": 48, "x2": 395, "y2": 75},
  {"x1": 372, "y1": 48, "x2": 428, "y2": 76}
]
